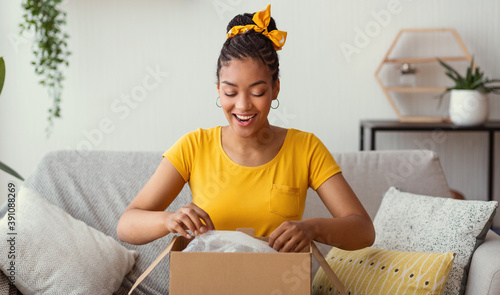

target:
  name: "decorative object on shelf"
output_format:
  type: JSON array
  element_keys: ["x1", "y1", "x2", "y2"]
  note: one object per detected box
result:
[
  {"x1": 399, "y1": 63, "x2": 416, "y2": 87},
  {"x1": 20, "y1": 0, "x2": 71, "y2": 137},
  {"x1": 450, "y1": 189, "x2": 465, "y2": 200},
  {"x1": 438, "y1": 58, "x2": 500, "y2": 126},
  {"x1": 0, "y1": 57, "x2": 24, "y2": 180},
  {"x1": 375, "y1": 28, "x2": 473, "y2": 123}
]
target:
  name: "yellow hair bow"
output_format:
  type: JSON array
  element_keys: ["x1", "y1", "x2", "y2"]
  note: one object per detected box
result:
[{"x1": 226, "y1": 4, "x2": 287, "y2": 51}]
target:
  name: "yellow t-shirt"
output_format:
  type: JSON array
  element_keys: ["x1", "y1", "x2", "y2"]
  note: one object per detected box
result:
[{"x1": 162, "y1": 126, "x2": 341, "y2": 237}]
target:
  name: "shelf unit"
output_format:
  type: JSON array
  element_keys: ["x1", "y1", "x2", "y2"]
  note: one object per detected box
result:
[{"x1": 375, "y1": 28, "x2": 473, "y2": 123}]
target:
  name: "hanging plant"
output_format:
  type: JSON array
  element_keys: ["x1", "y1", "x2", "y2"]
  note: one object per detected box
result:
[{"x1": 20, "y1": 0, "x2": 71, "y2": 137}]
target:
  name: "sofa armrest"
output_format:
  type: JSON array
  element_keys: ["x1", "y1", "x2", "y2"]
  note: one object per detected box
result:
[{"x1": 465, "y1": 230, "x2": 500, "y2": 295}]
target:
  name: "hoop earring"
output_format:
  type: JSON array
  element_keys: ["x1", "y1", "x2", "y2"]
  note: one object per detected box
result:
[
  {"x1": 271, "y1": 98, "x2": 280, "y2": 110},
  {"x1": 216, "y1": 96, "x2": 222, "y2": 108}
]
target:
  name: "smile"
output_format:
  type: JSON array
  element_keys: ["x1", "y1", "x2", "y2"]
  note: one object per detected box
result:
[{"x1": 234, "y1": 114, "x2": 256, "y2": 122}]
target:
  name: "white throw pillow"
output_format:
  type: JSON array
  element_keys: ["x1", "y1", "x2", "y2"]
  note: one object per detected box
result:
[
  {"x1": 0, "y1": 186, "x2": 138, "y2": 295},
  {"x1": 373, "y1": 187, "x2": 498, "y2": 295}
]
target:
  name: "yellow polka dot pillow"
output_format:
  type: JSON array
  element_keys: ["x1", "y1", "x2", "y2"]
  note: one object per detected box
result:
[{"x1": 312, "y1": 247, "x2": 455, "y2": 295}]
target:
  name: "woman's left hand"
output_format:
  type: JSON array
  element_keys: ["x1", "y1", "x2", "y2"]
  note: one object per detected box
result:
[{"x1": 268, "y1": 220, "x2": 315, "y2": 252}]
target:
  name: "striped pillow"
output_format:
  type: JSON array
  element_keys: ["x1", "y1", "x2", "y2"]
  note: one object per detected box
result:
[{"x1": 312, "y1": 247, "x2": 455, "y2": 295}]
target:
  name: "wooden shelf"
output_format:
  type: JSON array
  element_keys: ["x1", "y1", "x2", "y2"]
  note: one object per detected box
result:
[
  {"x1": 374, "y1": 28, "x2": 472, "y2": 123},
  {"x1": 386, "y1": 87, "x2": 447, "y2": 93},
  {"x1": 399, "y1": 116, "x2": 451, "y2": 123},
  {"x1": 384, "y1": 56, "x2": 469, "y2": 64}
]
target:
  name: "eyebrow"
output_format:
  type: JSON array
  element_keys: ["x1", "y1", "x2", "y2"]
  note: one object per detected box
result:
[{"x1": 221, "y1": 80, "x2": 267, "y2": 87}]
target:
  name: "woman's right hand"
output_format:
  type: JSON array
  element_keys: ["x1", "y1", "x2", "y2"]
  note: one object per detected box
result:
[{"x1": 165, "y1": 203, "x2": 215, "y2": 239}]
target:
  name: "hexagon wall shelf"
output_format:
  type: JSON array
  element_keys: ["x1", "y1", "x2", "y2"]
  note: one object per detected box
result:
[{"x1": 375, "y1": 28, "x2": 473, "y2": 122}]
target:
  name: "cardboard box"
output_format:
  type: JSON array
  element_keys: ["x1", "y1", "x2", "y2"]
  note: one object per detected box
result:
[{"x1": 129, "y1": 229, "x2": 345, "y2": 295}]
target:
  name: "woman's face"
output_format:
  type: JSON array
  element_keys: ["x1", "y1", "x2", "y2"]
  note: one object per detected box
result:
[{"x1": 217, "y1": 58, "x2": 279, "y2": 139}]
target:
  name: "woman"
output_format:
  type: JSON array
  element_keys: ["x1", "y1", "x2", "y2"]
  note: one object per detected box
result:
[{"x1": 117, "y1": 5, "x2": 375, "y2": 253}]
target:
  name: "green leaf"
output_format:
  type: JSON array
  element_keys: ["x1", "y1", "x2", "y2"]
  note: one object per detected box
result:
[
  {"x1": 466, "y1": 65, "x2": 472, "y2": 84},
  {"x1": 469, "y1": 57, "x2": 475, "y2": 75},
  {"x1": 438, "y1": 58, "x2": 465, "y2": 82},
  {"x1": 0, "y1": 57, "x2": 5, "y2": 96},
  {"x1": 0, "y1": 161, "x2": 24, "y2": 181},
  {"x1": 445, "y1": 72, "x2": 459, "y2": 84},
  {"x1": 470, "y1": 79, "x2": 486, "y2": 89}
]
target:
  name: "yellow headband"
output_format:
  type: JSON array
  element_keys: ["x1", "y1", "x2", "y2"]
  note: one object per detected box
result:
[{"x1": 226, "y1": 4, "x2": 287, "y2": 51}]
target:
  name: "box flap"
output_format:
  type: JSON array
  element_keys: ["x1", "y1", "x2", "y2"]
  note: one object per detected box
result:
[
  {"x1": 128, "y1": 236, "x2": 180, "y2": 295},
  {"x1": 311, "y1": 242, "x2": 345, "y2": 295}
]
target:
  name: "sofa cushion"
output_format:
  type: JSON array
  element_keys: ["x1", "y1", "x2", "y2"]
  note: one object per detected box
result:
[
  {"x1": 14, "y1": 150, "x2": 193, "y2": 295},
  {"x1": 373, "y1": 187, "x2": 498, "y2": 295},
  {"x1": 312, "y1": 247, "x2": 456, "y2": 295},
  {"x1": 334, "y1": 149, "x2": 452, "y2": 219},
  {"x1": 0, "y1": 186, "x2": 138, "y2": 294}
]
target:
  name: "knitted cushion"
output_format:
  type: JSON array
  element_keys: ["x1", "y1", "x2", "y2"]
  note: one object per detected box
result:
[{"x1": 0, "y1": 186, "x2": 138, "y2": 294}]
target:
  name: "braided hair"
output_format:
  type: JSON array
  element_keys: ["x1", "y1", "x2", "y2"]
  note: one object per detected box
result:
[{"x1": 216, "y1": 12, "x2": 280, "y2": 83}]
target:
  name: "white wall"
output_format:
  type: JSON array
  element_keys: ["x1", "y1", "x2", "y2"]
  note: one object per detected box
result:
[{"x1": 1, "y1": 0, "x2": 499, "y2": 204}]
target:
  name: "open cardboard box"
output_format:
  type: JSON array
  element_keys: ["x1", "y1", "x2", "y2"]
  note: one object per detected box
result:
[{"x1": 129, "y1": 228, "x2": 345, "y2": 295}]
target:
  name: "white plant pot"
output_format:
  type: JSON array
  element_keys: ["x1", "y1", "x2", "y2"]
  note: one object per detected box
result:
[{"x1": 449, "y1": 90, "x2": 489, "y2": 126}]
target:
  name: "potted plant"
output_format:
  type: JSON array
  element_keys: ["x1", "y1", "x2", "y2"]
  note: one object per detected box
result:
[
  {"x1": 0, "y1": 57, "x2": 24, "y2": 181},
  {"x1": 438, "y1": 58, "x2": 500, "y2": 126}
]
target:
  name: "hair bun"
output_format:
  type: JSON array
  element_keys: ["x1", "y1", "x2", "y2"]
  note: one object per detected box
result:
[
  {"x1": 226, "y1": 14, "x2": 253, "y2": 32},
  {"x1": 217, "y1": 7, "x2": 281, "y2": 83},
  {"x1": 226, "y1": 13, "x2": 278, "y2": 33}
]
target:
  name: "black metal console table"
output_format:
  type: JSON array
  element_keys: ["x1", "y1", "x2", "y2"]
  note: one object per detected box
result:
[{"x1": 359, "y1": 120, "x2": 500, "y2": 202}]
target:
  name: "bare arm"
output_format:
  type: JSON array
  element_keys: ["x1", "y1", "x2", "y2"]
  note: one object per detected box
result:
[
  {"x1": 117, "y1": 158, "x2": 214, "y2": 245},
  {"x1": 309, "y1": 172, "x2": 375, "y2": 249},
  {"x1": 269, "y1": 173, "x2": 375, "y2": 252}
]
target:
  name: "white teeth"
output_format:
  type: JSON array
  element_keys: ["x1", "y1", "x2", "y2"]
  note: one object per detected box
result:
[{"x1": 235, "y1": 114, "x2": 256, "y2": 120}]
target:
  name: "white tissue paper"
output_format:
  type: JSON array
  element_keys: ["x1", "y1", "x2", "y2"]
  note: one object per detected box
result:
[{"x1": 182, "y1": 230, "x2": 277, "y2": 253}]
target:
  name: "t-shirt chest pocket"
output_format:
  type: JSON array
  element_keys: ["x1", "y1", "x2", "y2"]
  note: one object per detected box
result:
[{"x1": 269, "y1": 184, "x2": 300, "y2": 218}]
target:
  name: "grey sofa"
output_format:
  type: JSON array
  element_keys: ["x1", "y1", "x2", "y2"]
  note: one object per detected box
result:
[{"x1": 0, "y1": 149, "x2": 499, "y2": 294}]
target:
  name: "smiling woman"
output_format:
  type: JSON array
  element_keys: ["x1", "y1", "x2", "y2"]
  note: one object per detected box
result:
[{"x1": 117, "y1": 4, "x2": 375, "y2": 254}]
